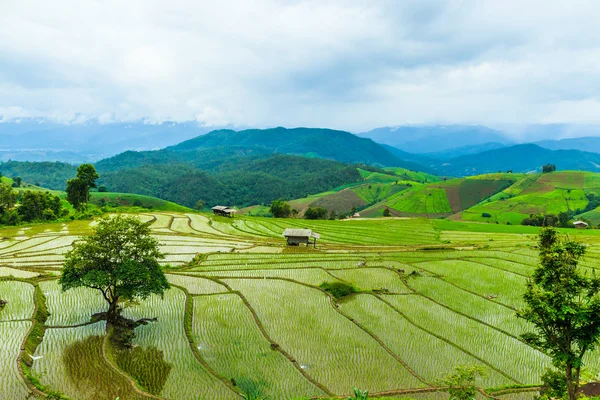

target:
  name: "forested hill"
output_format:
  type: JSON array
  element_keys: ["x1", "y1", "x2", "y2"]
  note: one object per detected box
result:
[
  {"x1": 168, "y1": 127, "x2": 425, "y2": 169},
  {"x1": 99, "y1": 154, "x2": 363, "y2": 208},
  {"x1": 0, "y1": 154, "x2": 366, "y2": 208}
]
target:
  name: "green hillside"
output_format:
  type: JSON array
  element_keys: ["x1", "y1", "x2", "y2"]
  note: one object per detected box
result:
[
  {"x1": 381, "y1": 173, "x2": 520, "y2": 217},
  {"x1": 241, "y1": 168, "x2": 428, "y2": 216},
  {"x1": 462, "y1": 171, "x2": 597, "y2": 225}
]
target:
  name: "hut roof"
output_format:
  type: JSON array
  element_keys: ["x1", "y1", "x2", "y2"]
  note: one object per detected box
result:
[
  {"x1": 574, "y1": 220, "x2": 589, "y2": 226},
  {"x1": 223, "y1": 208, "x2": 237, "y2": 213},
  {"x1": 282, "y1": 228, "x2": 320, "y2": 239},
  {"x1": 211, "y1": 206, "x2": 228, "y2": 211}
]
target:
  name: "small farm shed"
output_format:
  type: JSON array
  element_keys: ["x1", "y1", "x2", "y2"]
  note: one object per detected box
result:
[
  {"x1": 282, "y1": 228, "x2": 320, "y2": 247},
  {"x1": 352, "y1": 213, "x2": 360, "y2": 218},
  {"x1": 574, "y1": 220, "x2": 589, "y2": 229},
  {"x1": 211, "y1": 206, "x2": 236, "y2": 217}
]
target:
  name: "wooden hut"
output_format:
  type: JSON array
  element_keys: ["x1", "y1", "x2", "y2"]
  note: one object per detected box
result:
[
  {"x1": 573, "y1": 220, "x2": 589, "y2": 229},
  {"x1": 282, "y1": 228, "x2": 320, "y2": 247},
  {"x1": 211, "y1": 206, "x2": 236, "y2": 217}
]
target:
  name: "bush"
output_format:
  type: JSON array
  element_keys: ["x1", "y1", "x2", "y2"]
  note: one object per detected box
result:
[
  {"x1": 304, "y1": 206, "x2": 328, "y2": 220},
  {"x1": 319, "y1": 282, "x2": 357, "y2": 299},
  {"x1": 481, "y1": 213, "x2": 491, "y2": 218}
]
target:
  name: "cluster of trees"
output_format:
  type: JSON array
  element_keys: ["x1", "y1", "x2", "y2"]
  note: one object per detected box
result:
[
  {"x1": 304, "y1": 206, "x2": 329, "y2": 220},
  {"x1": 521, "y1": 211, "x2": 573, "y2": 227},
  {"x1": 0, "y1": 161, "x2": 77, "y2": 190},
  {"x1": 542, "y1": 163, "x2": 557, "y2": 173},
  {"x1": 269, "y1": 199, "x2": 363, "y2": 220},
  {"x1": 19, "y1": 191, "x2": 65, "y2": 222},
  {"x1": 0, "y1": 183, "x2": 65, "y2": 225},
  {"x1": 269, "y1": 199, "x2": 296, "y2": 218}
]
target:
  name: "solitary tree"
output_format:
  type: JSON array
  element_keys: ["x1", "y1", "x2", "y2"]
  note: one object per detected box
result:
[
  {"x1": 66, "y1": 177, "x2": 88, "y2": 211},
  {"x1": 517, "y1": 227, "x2": 600, "y2": 400},
  {"x1": 60, "y1": 215, "x2": 169, "y2": 323},
  {"x1": 194, "y1": 199, "x2": 205, "y2": 211},
  {"x1": 66, "y1": 164, "x2": 99, "y2": 211}
]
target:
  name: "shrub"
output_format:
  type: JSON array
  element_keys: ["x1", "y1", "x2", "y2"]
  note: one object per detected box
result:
[
  {"x1": 304, "y1": 206, "x2": 328, "y2": 220},
  {"x1": 481, "y1": 213, "x2": 491, "y2": 218},
  {"x1": 319, "y1": 282, "x2": 357, "y2": 299}
]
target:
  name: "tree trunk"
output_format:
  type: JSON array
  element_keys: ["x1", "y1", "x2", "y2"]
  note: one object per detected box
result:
[
  {"x1": 566, "y1": 364, "x2": 576, "y2": 400},
  {"x1": 107, "y1": 297, "x2": 120, "y2": 324}
]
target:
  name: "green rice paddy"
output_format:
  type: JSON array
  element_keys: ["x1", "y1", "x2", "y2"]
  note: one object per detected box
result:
[{"x1": 3, "y1": 211, "x2": 600, "y2": 399}]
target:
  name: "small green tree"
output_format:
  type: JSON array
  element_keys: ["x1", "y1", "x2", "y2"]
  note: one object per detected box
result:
[
  {"x1": 11, "y1": 176, "x2": 22, "y2": 188},
  {"x1": 66, "y1": 164, "x2": 99, "y2": 211},
  {"x1": 346, "y1": 387, "x2": 369, "y2": 400},
  {"x1": 60, "y1": 215, "x2": 169, "y2": 322},
  {"x1": 439, "y1": 364, "x2": 486, "y2": 400},
  {"x1": 517, "y1": 227, "x2": 600, "y2": 400},
  {"x1": 269, "y1": 199, "x2": 292, "y2": 218},
  {"x1": 194, "y1": 199, "x2": 205, "y2": 211}
]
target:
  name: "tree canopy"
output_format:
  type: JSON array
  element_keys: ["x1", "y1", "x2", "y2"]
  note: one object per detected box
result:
[
  {"x1": 60, "y1": 215, "x2": 169, "y2": 321},
  {"x1": 517, "y1": 227, "x2": 600, "y2": 400}
]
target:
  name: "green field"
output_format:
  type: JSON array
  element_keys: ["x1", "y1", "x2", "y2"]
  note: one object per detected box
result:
[
  {"x1": 462, "y1": 171, "x2": 599, "y2": 224},
  {"x1": 382, "y1": 174, "x2": 518, "y2": 217},
  {"x1": 6, "y1": 211, "x2": 600, "y2": 399}
]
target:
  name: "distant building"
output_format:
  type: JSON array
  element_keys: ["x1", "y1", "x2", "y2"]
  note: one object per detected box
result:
[
  {"x1": 211, "y1": 206, "x2": 237, "y2": 217},
  {"x1": 573, "y1": 221, "x2": 589, "y2": 229},
  {"x1": 352, "y1": 212, "x2": 360, "y2": 218},
  {"x1": 282, "y1": 228, "x2": 320, "y2": 247}
]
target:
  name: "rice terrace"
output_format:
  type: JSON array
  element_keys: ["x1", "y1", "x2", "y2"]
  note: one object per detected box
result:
[{"x1": 3, "y1": 209, "x2": 600, "y2": 399}]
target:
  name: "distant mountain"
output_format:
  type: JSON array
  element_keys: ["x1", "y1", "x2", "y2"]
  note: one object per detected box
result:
[
  {"x1": 169, "y1": 127, "x2": 422, "y2": 168},
  {"x1": 380, "y1": 145, "x2": 433, "y2": 165},
  {"x1": 359, "y1": 125, "x2": 513, "y2": 154},
  {"x1": 435, "y1": 144, "x2": 600, "y2": 176},
  {"x1": 535, "y1": 137, "x2": 600, "y2": 153},
  {"x1": 423, "y1": 142, "x2": 509, "y2": 160},
  {"x1": 0, "y1": 119, "x2": 216, "y2": 162}
]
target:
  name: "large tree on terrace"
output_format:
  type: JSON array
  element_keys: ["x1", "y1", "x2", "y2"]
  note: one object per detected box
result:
[
  {"x1": 60, "y1": 215, "x2": 169, "y2": 322},
  {"x1": 517, "y1": 227, "x2": 600, "y2": 400}
]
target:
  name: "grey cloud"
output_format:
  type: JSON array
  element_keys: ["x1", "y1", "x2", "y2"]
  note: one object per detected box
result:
[{"x1": 1, "y1": 0, "x2": 600, "y2": 130}]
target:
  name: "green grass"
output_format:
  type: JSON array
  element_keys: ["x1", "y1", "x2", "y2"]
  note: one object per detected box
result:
[
  {"x1": 0, "y1": 280, "x2": 35, "y2": 321},
  {"x1": 122, "y1": 288, "x2": 239, "y2": 400},
  {"x1": 224, "y1": 279, "x2": 426, "y2": 394},
  {"x1": 192, "y1": 293, "x2": 325, "y2": 398},
  {"x1": 89, "y1": 192, "x2": 193, "y2": 212},
  {"x1": 0, "y1": 321, "x2": 31, "y2": 399},
  {"x1": 382, "y1": 167, "x2": 441, "y2": 183}
]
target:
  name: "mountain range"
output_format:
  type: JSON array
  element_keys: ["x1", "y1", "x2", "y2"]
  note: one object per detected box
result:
[{"x1": 5, "y1": 125, "x2": 600, "y2": 208}]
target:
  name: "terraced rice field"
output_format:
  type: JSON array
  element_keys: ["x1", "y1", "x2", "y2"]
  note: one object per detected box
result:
[{"x1": 5, "y1": 211, "x2": 600, "y2": 399}]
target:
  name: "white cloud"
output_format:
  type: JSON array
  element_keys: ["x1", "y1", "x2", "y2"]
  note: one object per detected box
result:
[{"x1": 1, "y1": 0, "x2": 600, "y2": 130}]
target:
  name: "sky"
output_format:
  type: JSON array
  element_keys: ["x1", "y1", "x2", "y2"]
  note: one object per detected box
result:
[{"x1": 2, "y1": 0, "x2": 600, "y2": 132}]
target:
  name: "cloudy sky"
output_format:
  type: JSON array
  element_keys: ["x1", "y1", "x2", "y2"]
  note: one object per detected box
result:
[{"x1": 2, "y1": 0, "x2": 600, "y2": 131}]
